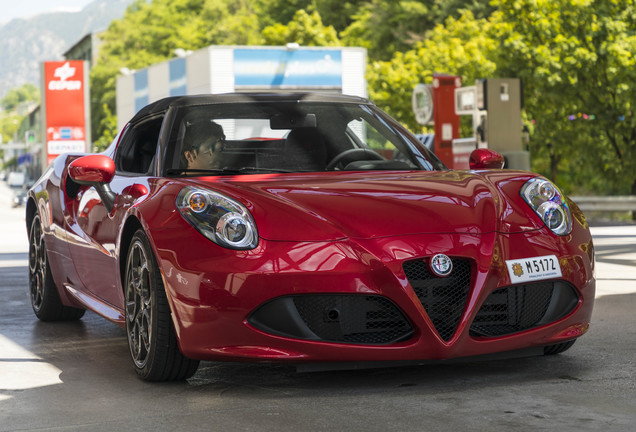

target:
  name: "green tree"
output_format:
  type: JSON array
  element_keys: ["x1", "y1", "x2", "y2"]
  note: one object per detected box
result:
[
  {"x1": 262, "y1": 9, "x2": 340, "y2": 46},
  {"x1": 340, "y1": 0, "x2": 495, "y2": 60},
  {"x1": 0, "y1": 111, "x2": 22, "y2": 144},
  {"x1": 91, "y1": 0, "x2": 263, "y2": 150},
  {"x1": 1, "y1": 83, "x2": 39, "y2": 111},
  {"x1": 93, "y1": 103, "x2": 118, "y2": 152},
  {"x1": 340, "y1": 0, "x2": 436, "y2": 60},
  {"x1": 492, "y1": 0, "x2": 636, "y2": 194},
  {"x1": 87, "y1": 0, "x2": 635, "y2": 198},
  {"x1": 367, "y1": 11, "x2": 497, "y2": 131},
  {"x1": 254, "y1": 0, "x2": 313, "y2": 27},
  {"x1": 1, "y1": 83, "x2": 39, "y2": 147},
  {"x1": 255, "y1": 0, "x2": 365, "y2": 33}
]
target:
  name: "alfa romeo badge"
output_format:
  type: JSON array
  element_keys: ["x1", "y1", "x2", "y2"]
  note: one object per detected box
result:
[{"x1": 430, "y1": 254, "x2": 453, "y2": 277}]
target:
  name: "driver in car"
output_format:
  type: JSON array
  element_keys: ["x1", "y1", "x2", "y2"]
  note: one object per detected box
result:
[{"x1": 181, "y1": 120, "x2": 225, "y2": 169}]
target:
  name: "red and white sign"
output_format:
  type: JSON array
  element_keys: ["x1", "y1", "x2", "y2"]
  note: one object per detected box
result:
[{"x1": 43, "y1": 61, "x2": 87, "y2": 165}]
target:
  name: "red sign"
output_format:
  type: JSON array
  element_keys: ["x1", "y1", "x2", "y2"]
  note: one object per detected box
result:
[{"x1": 43, "y1": 61, "x2": 87, "y2": 165}]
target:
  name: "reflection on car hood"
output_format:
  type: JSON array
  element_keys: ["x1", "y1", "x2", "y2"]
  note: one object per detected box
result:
[{"x1": 195, "y1": 170, "x2": 542, "y2": 242}]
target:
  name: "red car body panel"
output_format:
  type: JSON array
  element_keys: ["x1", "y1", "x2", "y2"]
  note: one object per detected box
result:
[
  {"x1": 146, "y1": 178, "x2": 594, "y2": 361},
  {"x1": 30, "y1": 162, "x2": 594, "y2": 362},
  {"x1": 26, "y1": 93, "x2": 595, "y2": 369}
]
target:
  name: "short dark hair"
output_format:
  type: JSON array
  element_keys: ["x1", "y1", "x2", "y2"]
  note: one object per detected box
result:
[
  {"x1": 184, "y1": 120, "x2": 225, "y2": 153},
  {"x1": 180, "y1": 120, "x2": 225, "y2": 166}
]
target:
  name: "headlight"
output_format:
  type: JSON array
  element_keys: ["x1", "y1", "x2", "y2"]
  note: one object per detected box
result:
[
  {"x1": 521, "y1": 178, "x2": 572, "y2": 236},
  {"x1": 176, "y1": 186, "x2": 258, "y2": 249}
]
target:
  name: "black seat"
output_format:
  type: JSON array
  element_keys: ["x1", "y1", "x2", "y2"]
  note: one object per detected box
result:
[{"x1": 284, "y1": 129, "x2": 327, "y2": 171}]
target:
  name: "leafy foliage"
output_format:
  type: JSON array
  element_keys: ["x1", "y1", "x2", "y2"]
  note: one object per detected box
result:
[
  {"x1": 262, "y1": 9, "x2": 340, "y2": 46},
  {"x1": 367, "y1": 11, "x2": 497, "y2": 131},
  {"x1": 0, "y1": 111, "x2": 22, "y2": 146},
  {"x1": 93, "y1": 103, "x2": 118, "y2": 152},
  {"x1": 91, "y1": 0, "x2": 264, "y2": 148},
  {"x1": 83, "y1": 0, "x2": 635, "y2": 195},
  {"x1": 254, "y1": 0, "x2": 364, "y2": 32},
  {"x1": 492, "y1": 0, "x2": 636, "y2": 193},
  {"x1": 0, "y1": 83, "x2": 39, "y2": 147},
  {"x1": 340, "y1": 0, "x2": 495, "y2": 60},
  {"x1": 370, "y1": 0, "x2": 635, "y2": 194},
  {"x1": 1, "y1": 83, "x2": 39, "y2": 111}
]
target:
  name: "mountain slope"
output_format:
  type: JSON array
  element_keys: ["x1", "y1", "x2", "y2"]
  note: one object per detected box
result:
[{"x1": 0, "y1": 0, "x2": 133, "y2": 100}]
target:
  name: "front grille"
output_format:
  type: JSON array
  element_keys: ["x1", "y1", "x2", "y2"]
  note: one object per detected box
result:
[
  {"x1": 469, "y1": 281, "x2": 580, "y2": 337},
  {"x1": 249, "y1": 295, "x2": 413, "y2": 345},
  {"x1": 402, "y1": 258, "x2": 472, "y2": 341}
]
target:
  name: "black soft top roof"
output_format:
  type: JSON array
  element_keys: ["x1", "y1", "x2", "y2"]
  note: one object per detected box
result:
[{"x1": 130, "y1": 92, "x2": 372, "y2": 124}]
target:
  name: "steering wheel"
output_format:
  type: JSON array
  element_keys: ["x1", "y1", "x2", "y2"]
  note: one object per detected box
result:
[{"x1": 325, "y1": 148, "x2": 385, "y2": 170}]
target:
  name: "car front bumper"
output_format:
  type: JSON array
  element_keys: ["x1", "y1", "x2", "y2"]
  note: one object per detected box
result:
[{"x1": 150, "y1": 225, "x2": 595, "y2": 363}]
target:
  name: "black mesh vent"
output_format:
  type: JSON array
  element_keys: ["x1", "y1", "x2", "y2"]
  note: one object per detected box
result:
[
  {"x1": 469, "y1": 281, "x2": 580, "y2": 337},
  {"x1": 293, "y1": 296, "x2": 412, "y2": 344},
  {"x1": 249, "y1": 295, "x2": 413, "y2": 345},
  {"x1": 402, "y1": 258, "x2": 472, "y2": 341}
]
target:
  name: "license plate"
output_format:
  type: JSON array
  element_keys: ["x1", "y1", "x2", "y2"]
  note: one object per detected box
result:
[{"x1": 505, "y1": 255, "x2": 562, "y2": 284}]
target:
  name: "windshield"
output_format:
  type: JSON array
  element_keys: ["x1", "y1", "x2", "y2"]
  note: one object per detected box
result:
[{"x1": 164, "y1": 101, "x2": 445, "y2": 175}]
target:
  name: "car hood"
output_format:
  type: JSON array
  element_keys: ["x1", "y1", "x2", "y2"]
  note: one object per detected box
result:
[{"x1": 188, "y1": 170, "x2": 542, "y2": 242}]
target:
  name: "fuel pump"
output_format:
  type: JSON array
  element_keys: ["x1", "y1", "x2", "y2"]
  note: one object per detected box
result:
[
  {"x1": 413, "y1": 77, "x2": 529, "y2": 170},
  {"x1": 455, "y1": 78, "x2": 529, "y2": 170},
  {"x1": 412, "y1": 74, "x2": 467, "y2": 169}
]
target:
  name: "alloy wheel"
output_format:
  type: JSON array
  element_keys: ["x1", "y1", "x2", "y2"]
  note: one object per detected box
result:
[
  {"x1": 125, "y1": 240, "x2": 153, "y2": 369},
  {"x1": 29, "y1": 217, "x2": 46, "y2": 312}
]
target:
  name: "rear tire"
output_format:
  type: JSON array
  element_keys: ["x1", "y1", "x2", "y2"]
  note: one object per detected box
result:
[
  {"x1": 29, "y1": 215, "x2": 85, "y2": 321},
  {"x1": 544, "y1": 340, "x2": 576, "y2": 355},
  {"x1": 124, "y1": 229, "x2": 199, "y2": 381}
]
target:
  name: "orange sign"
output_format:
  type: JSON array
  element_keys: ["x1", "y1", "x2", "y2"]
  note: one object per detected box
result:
[{"x1": 43, "y1": 61, "x2": 87, "y2": 165}]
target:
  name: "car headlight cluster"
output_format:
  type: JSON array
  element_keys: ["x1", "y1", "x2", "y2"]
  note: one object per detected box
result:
[
  {"x1": 176, "y1": 186, "x2": 258, "y2": 249},
  {"x1": 521, "y1": 178, "x2": 572, "y2": 236}
]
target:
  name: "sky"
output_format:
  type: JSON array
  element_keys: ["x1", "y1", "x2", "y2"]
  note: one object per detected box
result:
[{"x1": 2, "y1": 0, "x2": 95, "y2": 23}]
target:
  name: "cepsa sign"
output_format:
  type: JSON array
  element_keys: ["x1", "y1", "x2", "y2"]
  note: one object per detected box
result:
[{"x1": 43, "y1": 61, "x2": 88, "y2": 165}]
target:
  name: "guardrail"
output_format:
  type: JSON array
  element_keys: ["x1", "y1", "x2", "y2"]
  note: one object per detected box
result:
[{"x1": 569, "y1": 196, "x2": 636, "y2": 212}]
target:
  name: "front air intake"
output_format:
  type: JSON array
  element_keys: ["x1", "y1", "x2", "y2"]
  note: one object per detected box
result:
[
  {"x1": 249, "y1": 295, "x2": 413, "y2": 345},
  {"x1": 469, "y1": 281, "x2": 580, "y2": 337},
  {"x1": 402, "y1": 258, "x2": 472, "y2": 342}
]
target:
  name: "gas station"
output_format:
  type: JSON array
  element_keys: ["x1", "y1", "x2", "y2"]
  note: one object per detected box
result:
[
  {"x1": 412, "y1": 74, "x2": 528, "y2": 170},
  {"x1": 9, "y1": 48, "x2": 529, "y2": 181}
]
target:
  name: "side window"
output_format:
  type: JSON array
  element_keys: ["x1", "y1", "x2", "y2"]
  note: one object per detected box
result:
[{"x1": 115, "y1": 116, "x2": 163, "y2": 174}]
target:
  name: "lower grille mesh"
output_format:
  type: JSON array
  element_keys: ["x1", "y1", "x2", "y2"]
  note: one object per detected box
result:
[
  {"x1": 469, "y1": 281, "x2": 579, "y2": 337},
  {"x1": 249, "y1": 295, "x2": 413, "y2": 345},
  {"x1": 403, "y1": 258, "x2": 472, "y2": 341},
  {"x1": 293, "y1": 295, "x2": 412, "y2": 344}
]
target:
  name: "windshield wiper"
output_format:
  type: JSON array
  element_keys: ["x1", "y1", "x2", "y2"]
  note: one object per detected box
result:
[
  {"x1": 235, "y1": 167, "x2": 295, "y2": 173},
  {"x1": 166, "y1": 167, "x2": 295, "y2": 176},
  {"x1": 166, "y1": 168, "x2": 244, "y2": 176}
]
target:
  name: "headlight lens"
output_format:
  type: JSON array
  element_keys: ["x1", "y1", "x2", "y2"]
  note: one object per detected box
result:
[
  {"x1": 176, "y1": 187, "x2": 258, "y2": 249},
  {"x1": 521, "y1": 178, "x2": 572, "y2": 236}
]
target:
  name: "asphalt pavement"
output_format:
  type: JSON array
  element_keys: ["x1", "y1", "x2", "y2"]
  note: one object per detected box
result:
[{"x1": 0, "y1": 179, "x2": 635, "y2": 432}]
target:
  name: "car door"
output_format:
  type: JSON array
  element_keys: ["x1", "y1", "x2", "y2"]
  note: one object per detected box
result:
[{"x1": 66, "y1": 115, "x2": 163, "y2": 309}]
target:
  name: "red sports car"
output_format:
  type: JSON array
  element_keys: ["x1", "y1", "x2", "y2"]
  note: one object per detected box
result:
[{"x1": 26, "y1": 93, "x2": 595, "y2": 381}]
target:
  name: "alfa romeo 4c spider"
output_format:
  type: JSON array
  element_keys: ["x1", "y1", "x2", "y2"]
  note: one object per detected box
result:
[{"x1": 26, "y1": 93, "x2": 595, "y2": 381}]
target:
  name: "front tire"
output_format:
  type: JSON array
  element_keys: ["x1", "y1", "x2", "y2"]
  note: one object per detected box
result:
[
  {"x1": 124, "y1": 229, "x2": 199, "y2": 381},
  {"x1": 28, "y1": 214, "x2": 85, "y2": 321}
]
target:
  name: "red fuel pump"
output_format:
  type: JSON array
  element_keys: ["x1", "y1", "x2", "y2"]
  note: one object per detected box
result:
[{"x1": 431, "y1": 74, "x2": 462, "y2": 168}]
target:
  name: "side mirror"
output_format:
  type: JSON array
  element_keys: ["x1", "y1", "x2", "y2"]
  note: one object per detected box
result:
[
  {"x1": 469, "y1": 149, "x2": 505, "y2": 170},
  {"x1": 68, "y1": 155, "x2": 117, "y2": 211},
  {"x1": 69, "y1": 155, "x2": 115, "y2": 184}
]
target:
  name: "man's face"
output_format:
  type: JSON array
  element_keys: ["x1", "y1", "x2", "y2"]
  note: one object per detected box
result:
[{"x1": 185, "y1": 137, "x2": 223, "y2": 169}]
